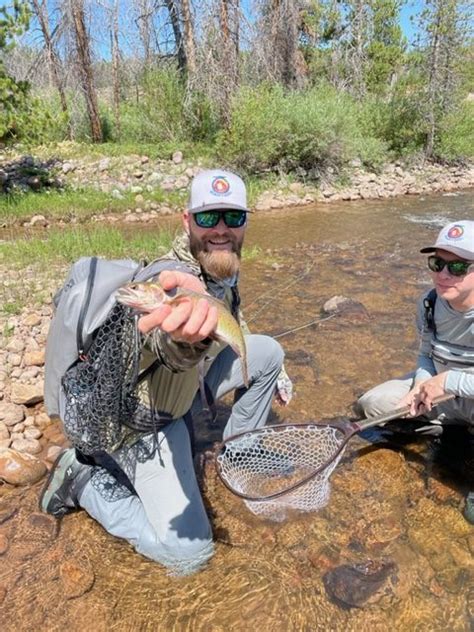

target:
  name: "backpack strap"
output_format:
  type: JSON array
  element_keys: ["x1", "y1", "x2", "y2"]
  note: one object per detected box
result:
[{"x1": 423, "y1": 288, "x2": 437, "y2": 335}]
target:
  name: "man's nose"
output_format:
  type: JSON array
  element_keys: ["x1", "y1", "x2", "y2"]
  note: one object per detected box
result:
[{"x1": 212, "y1": 218, "x2": 228, "y2": 233}]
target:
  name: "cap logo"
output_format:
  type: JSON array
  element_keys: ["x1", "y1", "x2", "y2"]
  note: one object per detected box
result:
[
  {"x1": 446, "y1": 225, "x2": 464, "y2": 240},
  {"x1": 211, "y1": 176, "x2": 231, "y2": 196}
]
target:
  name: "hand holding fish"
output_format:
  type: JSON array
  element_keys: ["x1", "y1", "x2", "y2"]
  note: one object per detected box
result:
[
  {"x1": 131, "y1": 271, "x2": 219, "y2": 344},
  {"x1": 116, "y1": 271, "x2": 249, "y2": 386}
]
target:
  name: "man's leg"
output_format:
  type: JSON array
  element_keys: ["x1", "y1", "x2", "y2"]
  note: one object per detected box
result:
[
  {"x1": 41, "y1": 420, "x2": 214, "y2": 575},
  {"x1": 356, "y1": 373, "x2": 416, "y2": 418},
  {"x1": 197, "y1": 334, "x2": 284, "y2": 440}
]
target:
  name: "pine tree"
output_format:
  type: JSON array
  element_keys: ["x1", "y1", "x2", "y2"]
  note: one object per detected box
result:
[{"x1": 0, "y1": 1, "x2": 31, "y2": 140}]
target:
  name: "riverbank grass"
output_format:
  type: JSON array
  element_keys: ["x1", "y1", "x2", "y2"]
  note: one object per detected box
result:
[{"x1": 0, "y1": 186, "x2": 191, "y2": 225}]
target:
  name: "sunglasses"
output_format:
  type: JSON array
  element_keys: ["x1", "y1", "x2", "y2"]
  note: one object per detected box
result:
[
  {"x1": 427, "y1": 255, "x2": 473, "y2": 277},
  {"x1": 193, "y1": 210, "x2": 247, "y2": 229}
]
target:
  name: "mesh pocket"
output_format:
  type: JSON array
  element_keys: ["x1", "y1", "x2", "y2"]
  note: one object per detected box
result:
[{"x1": 62, "y1": 304, "x2": 144, "y2": 454}]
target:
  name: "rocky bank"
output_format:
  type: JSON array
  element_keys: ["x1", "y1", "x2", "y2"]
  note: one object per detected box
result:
[{"x1": 0, "y1": 147, "x2": 473, "y2": 227}]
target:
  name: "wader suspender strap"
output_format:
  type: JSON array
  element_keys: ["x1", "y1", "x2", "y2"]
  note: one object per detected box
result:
[{"x1": 423, "y1": 288, "x2": 437, "y2": 336}]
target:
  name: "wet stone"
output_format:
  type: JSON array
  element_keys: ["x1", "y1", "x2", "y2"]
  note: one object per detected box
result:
[
  {"x1": 11, "y1": 437, "x2": 42, "y2": 455},
  {"x1": 323, "y1": 559, "x2": 398, "y2": 608},
  {"x1": 0, "y1": 448, "x2": 47, "y2": 485},
  {"x1": 60, "y1": 559, "x2": 95, "y2": 599},
  {"x1": 28, "y1": 513, "x2": 59, "y2": 541}
]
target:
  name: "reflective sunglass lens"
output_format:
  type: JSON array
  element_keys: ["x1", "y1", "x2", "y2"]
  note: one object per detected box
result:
[
  {"x1": 224, "y1": 211, "x2": 247, "y2": 227},
  {"x1": 427, "y1": 256, "x2": 471, "y2": 277},
  {"x1": 448, "y1": 261, "x2": 470, "y2": 276},
  {"x1": 194, "y1": 212, "x2": 219, "y2": 228}
]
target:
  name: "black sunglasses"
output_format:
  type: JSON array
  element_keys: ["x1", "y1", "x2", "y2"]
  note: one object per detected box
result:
[
  {"x1": 427, "y1": 255, "x2": 473, "y2": 277},
  {"x1": 193, "y1": 210, "x2": 247, "y2": 229}
]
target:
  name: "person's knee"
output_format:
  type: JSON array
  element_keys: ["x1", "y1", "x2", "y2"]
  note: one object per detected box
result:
[
  {"x1": 139, "y1": 537, "x2": 215, "y2": 575},
  {"x1": 248, "y1": 334, "x2": 284, "y2": 373},
  {"x1": 357, "y1": 388, "x2": 391, "y2": 418}
]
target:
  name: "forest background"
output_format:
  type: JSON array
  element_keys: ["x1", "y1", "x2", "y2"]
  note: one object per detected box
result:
[{"x1": 0, "y1": 0, "x2": 473, "y2": 184}]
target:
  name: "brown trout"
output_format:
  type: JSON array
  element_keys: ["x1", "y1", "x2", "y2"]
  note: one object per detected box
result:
[{"x1": 116, "y1": 282, "x2": 249, "y2": 387}]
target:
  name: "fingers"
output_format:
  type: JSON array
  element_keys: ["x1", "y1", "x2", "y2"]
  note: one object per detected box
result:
[
  {"x1": 159, "y1": 270, "x2": 206, "y2": 294},
  {"x1": 139, "y1": 298, "x2": 218, "y2": 343},
  {"x1": 138, "y1": 305, "x2": 172, "y2": 334}
]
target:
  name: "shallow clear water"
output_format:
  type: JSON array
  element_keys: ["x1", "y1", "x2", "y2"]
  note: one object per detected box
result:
[{"x1": 1, "y1": 190, "x2": 473, "y2": 631}]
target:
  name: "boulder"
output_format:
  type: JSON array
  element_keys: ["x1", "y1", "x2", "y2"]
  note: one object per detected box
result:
[
  {"x1": 0, "y1": 448, "x2": 47, "y2": 485},
  {"x1": 10, "y1": 382, "x2": 44, "y2": 405}
]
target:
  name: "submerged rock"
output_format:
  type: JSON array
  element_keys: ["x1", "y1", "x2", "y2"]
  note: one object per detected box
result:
[
  {"x1": 60, "y1": 559, "x2": 95, "y2": 599},
  {"x1": 0, "y1": 448, "x2": 47, "y2": 485},
  {"x1": 323, "y1": 559, "x2": 397, "y2": 608}
]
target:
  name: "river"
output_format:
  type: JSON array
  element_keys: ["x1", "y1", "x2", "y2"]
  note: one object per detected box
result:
[{"x1": 1, "y1": 189, "x2": 473, "y2": 630}]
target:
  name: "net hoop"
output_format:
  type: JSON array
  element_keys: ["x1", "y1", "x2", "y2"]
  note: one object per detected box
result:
[{"x1": 215, "y1": 422, "x2": 352, "y2": 503}]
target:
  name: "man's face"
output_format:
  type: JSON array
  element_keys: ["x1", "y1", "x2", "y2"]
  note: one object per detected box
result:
[
  {"x1": 430, "y1": 248, "x2": 474, "y2": 309},
  {"x1": 183, "y1": 209, "x2": 247, "y2": 280}
]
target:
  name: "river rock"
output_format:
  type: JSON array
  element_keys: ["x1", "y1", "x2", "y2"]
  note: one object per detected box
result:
[
  {"x1": 0, "y1": 448, "x2": 47, "y2": 485},
  {"x1": 29, "y1": 215, "x2": 48, "y2": 227},
  {"x1": 0, "y1": 422, "x2": 9, "y2": 439},
  {"x1": 60, "y1": 559, "x2": 95, "y2": 599},
  {"x1": 0, "y1": 402, "x2": 25, "y2": 426},
  {"x1": 6, "y1": 338, "x2": 25, "y2": 353},
  {"x1": 24, "y1": 426, "x2": 42, "y2": 440},
  {"x1": 23, "y1": 350, "x2": 45, "y2": 366},
  {"x1": 172, "y1": 150, "x2": 183, "y2": 164},
  {"x1": 46, "y1": 445, "x2": 62, "y2": 463},
  {"x1": 22, "y1": 312, "x2": 42, "y2": 327},
  {"x1": 11, "y1": 437, "x2": 42, "y2": 455},
  {"x1": 323, "y1": 559, "x2": 397, "y2": 608},
  {"x1": 10, "y1": 382, "x2": 44, "y2": 405}
]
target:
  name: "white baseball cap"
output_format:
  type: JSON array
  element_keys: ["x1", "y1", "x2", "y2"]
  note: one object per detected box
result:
[
  {"x1": 188, "y1": 169, "x2": 251, "y2": 213},
  {"x1": 420, "y1": 220, "x2": 474, "y2": 261}
]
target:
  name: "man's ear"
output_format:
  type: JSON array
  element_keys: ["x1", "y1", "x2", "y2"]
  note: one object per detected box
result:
[{"x1": 183, "y1": 211, "x2": 190, "y2": 234}]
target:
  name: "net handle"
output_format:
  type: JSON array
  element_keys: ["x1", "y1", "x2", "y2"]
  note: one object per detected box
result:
[
  {"x1": 353, "y1": 393, "x2": 454, "y2": 432},
  {"x1": 215, "y1": 394, "x2": 455, "y2": 502}
]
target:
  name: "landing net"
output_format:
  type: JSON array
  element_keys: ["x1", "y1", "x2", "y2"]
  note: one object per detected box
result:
[{"x1": 216, "y1": 424, "x2": 346, "y2": 521}]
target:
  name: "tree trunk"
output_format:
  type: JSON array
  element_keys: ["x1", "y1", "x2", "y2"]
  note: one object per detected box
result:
[
  {"x1": 181, "y1": 0, "x2": 196, "y2": 81},
  {"x1": 30, "y1": 0, "x2": 72, "y2": 138},
  {"x1": 111, "y1": 0, "x2": 120, "y2": 138},
  {"x1": 425, "y1": 9, "x2": 441, "y2": 158},
  {"x1": 164, "y1": 0, "x2": 187, "y2": 74},
  {"x1": 70, "y1": 0, "x2": 102, "y2": 142}
]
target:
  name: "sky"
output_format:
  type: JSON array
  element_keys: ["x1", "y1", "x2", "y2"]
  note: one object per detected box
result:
[{"x1": 400, "y1": 1, "x2": 423, "y2": 46}]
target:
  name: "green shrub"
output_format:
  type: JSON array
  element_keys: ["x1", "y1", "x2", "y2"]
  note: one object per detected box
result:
[
  {"x1": 219, "y1": 83, "x2": 388, "y2": 173},
  {"x1": 216, "y1": 85, "x2": 288, "y2": 171},
  {"x1": 436, "y1": 101, "x2": 474, "y2": 162}
]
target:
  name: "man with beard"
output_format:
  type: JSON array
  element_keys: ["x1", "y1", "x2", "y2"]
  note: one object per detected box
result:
[{"x1": 40, "y1": 169, "x2": 292, "y2": 574}]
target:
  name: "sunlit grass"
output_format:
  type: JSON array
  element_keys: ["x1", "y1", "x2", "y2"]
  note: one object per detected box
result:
[
  {"x1": 0, "y1": 224, "x2": 177, "y2": 268},
  {"x1": 0, "y1": 187, "x2": 134, "y2": 223}
]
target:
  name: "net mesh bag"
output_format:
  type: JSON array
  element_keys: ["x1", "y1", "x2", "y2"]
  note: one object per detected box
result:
[
  {"x1": 216, "y1": 424, "x2": 347, "y2": 521},
  {"x1": 61, "y1": 303, "x2": 159, "y2": 455}
]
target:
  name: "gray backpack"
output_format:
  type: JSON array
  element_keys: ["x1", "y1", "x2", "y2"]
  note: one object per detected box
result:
[{"x1": 44, "y1": 255, "x2": 192, "y2": 419}]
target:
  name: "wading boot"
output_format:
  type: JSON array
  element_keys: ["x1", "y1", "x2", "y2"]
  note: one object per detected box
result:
[{"x1": 39, "y1": 448, "x2": 91, "y2": 517}]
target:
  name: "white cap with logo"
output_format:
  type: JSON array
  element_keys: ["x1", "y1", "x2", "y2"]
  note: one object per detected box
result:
[
  {"x1": 188, "y1": 169, "x2": 251, "y2": 214},
  {"x1": 420, "y1": 220, "x2": 474, "y2": 261}
]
